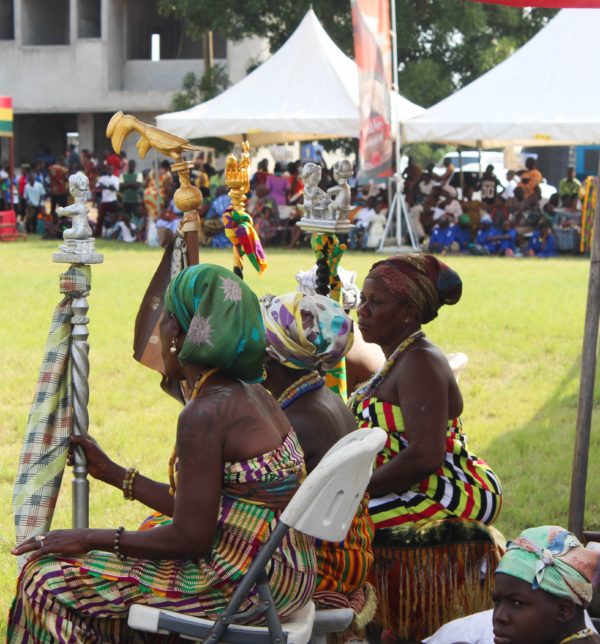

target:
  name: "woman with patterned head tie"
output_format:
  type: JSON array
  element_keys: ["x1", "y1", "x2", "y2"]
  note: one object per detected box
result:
[
  {"x1": 350, "y1": 254, "x2": 503, "y2": 640},
  {"x1": 9, "y1": 264, "x2": 316, "y2": 642},
  {"x1": 261, "y1": 292, "x2": 376, "y2": 626}
]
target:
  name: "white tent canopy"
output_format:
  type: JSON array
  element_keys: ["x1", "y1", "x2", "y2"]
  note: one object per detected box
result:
[
  {"x1": 403, "y1": 9, "x2": 600, "y2": 148},
  {"x1": 156, "y1": 10, "x2": 423, "y2": 147}
]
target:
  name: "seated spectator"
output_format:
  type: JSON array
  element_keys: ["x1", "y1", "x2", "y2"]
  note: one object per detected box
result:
[
  {"x1": 518, "y1": 157, "x2": 543, "y2": 200},
  {"x1": 439, "y1": 157, "x2": 455, "y2": 186},
  {"x1": 438, "y1": 186, "x2": 462, "y2": 223},
  {"x1": 365, "y1": 198, "x2": 388, "y2": 249},
  {"x1": 478, "y1": 164, "x2": 501, "y2": 208},
  {"x1": 156, "y1": 199, "x2": 183, "y2": 248},
  {"x1": 349, "y1": 197, "x2": 375, "y2": 250},
  {"x1": 201, "y1": 186, "x2": 231, "y2": 248},
  {"x1": 489, "y1": 194, "x2": 509, "y2": 228},
  {"x1": 249, "y1": 184, "x2": 280, "y2": 245},
  {"x1": 416, "y1": 168, "x2": 436, "y2": 203},
  {"x1": 251, "y1": 158, "x2": 270, "y2": 190},
  {"x1": 501, "y1": 169, "x2": 518, "y2": 200},
  {"x1": 453, "y1": 214, "x2": 472, "y2": 252},
  {"x1": 490, "y1": 220, "x2": 517, "y2": 257},
  {"x1": 107, "y1": 210, "x2": 137, "y2": 243},
  {"x1": 559, "y1": 166, "x2": 583, "y2": 206},
  {"x1": 543, "y1": 193, "x2": 562, "y2": 224},
  {"x1": 402, "y1": 156, "x2": 422, "y2": 198},
  {"x1": 405, "y1": 193, "x2": 426, "y2": 242},
  {"x1": 426, "y1": 526, "x2": 600, "y2": 644},
  {"x1": 428, "y1": 215, "x2": 454, "y2": 254},
  {"x1": 528, "y1": 220, "x2": 557, "y2": 257},
  {"x1": 471, "y1": 213, "x2": 495, "y2": 255}
]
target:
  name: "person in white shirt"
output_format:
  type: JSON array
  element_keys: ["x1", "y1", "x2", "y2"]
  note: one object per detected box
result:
[
  {"x1": 349, "y1": 198, "x2": 376, "y2": 250},
  {"x1": 95, "y1": 165, "x2": 120, "y2": 237},
  {"x1": 501, "y1": 170, "x2": 518, "y2": 200},
  {"x1": 23, "y1": 173, "x2": 46, "y2": 233}
]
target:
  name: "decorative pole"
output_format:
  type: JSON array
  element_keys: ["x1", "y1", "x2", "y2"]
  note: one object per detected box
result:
[
  {"x1": 299, "y1": 160, "x2": 354, "y2": 399},
  {"x1": 52, "y1": 172, "x2": 103, "y2": 528}
]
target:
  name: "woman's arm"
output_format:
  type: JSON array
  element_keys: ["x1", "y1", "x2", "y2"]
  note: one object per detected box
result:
[
  {"x1": 17, "y1": 406, "x2": 223, "y2": 563},
  {"x1": 367, "y1": 349, "x2": 449, "y2": 497}
]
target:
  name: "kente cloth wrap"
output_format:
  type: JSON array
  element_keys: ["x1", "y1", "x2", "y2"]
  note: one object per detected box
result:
[
  {"x1": 222, "y1": 207, "x2": 268, "y2": 274},
  {"x1": 352, "y1": 397, "x2": 502, "y2": 529},
  {"x1": 164, "y1": 264, "x2": 266, "y2": 383},
  {"x1": 369, "y1": 519, "x2": 501, "y2": 640},
  {"x1": 311, "y1": 233, "x2": 349, "y2": 399},
  {"x1": 496, "y1": 526, "x2": 600, "y2": 607},
  {"x1": 12, "y1": 266, "x2": 91, "y2": 548},
  {"x1": 314, "y1": 496, "x2": 374, "y2": 595},
  {"x1": 368, "y1": 254, "x2": 462, "y2": 324},
  {"x1": 261, "y1": 292, "x2": 354, "y2": 371},
  {"x1": 7, "y1": 429, "x2": 317, "y2": 642}
]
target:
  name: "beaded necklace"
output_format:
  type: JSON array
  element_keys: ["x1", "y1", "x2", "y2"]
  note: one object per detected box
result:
[
  {"x1": 349, "y1": 330, "x2": 425, "y2": 411},
  {"x1": 560, "y1": 627, "x2": 595, "y2": 643},
  {"x1": 277, "y1": 371, "x2": 325, "y2": 410},
  {"x1": 168, "y1": 367, "x2": 220, "y2": 496}
]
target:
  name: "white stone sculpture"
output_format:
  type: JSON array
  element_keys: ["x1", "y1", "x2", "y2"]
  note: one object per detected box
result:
[
  {"x1": 58, "y1": 172, "x2": 93, "y2": 240},
  {"x1": 326, "y1": 160, "x2": 353, "y2": 221}
]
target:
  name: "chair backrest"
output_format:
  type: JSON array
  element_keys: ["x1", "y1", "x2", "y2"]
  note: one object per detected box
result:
[{"x1": 280, "y1": 427, "x2": 386, "y2": 542}]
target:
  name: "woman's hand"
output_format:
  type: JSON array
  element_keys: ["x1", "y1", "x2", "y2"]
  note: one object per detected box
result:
[
  {"x1": 69, "y1": 434, "x2": 121, "y2": 484},
  {"x1": 11, "y1": 529, "x2": 90, "y2": 563}
]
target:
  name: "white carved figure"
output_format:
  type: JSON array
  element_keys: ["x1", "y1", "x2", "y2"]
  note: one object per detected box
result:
[
  {"x1": 301, "y1": 162, "x2": 330, "y2": 218},
  {"x1": 326, "y1": 160, "x2": 353, "y2": 221},
  {"x1": 57, "y1": 172, "x2": 93, "y2": 240}
]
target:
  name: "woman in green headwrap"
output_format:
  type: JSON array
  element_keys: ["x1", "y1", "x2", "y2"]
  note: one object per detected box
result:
[{"x1": 9, "y1": 264, "x2": 316, "y2": 642}]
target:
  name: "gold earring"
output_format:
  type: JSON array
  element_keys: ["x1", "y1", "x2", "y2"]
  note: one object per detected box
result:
[{"x1": 169, "y1": 337, "x2": 178, "y2": 354}]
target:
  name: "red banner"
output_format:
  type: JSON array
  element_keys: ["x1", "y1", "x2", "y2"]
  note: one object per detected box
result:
[
  {"x1": 351, "y1": 0, "x2": 393, "y2": 183},
  {"x1": 468, "y1": 1, "x2": 600, "y2": 6}
]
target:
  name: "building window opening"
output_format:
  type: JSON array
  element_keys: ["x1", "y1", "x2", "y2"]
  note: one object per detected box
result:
[
  {"x1": 22, "y1": 0, "x2": 69, "y2": 45},
  {"x1": 78, "y1": 0, "x2": 101, "y2": 38},
  {"x1": 0, "y1": 0, "x2": 14, "y2": 40}
]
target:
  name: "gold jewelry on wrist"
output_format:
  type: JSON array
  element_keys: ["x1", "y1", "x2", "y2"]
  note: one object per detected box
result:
[{"x1": 122, "y1": 467, "x2": 139, "y2": 501}]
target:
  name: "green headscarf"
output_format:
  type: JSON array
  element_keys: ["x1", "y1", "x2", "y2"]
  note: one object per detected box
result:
[
  {"x1": 164, "y1": 264, "x2": 266, "y2": 383},
  {"x1": 496, "y1": 525, "x2": 600, "y2": 606}
]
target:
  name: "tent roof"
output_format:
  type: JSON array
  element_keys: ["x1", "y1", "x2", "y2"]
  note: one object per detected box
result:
[
  {"x1": 156, "y1": 9, "x2": 423, "y2": 146},
  {"x1": 403, "y1": 9, "x2": 600, "y2": 148}
]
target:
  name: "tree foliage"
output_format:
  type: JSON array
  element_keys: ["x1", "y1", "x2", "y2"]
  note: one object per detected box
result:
[
  {"x1": 159, "y1": 0, "x2": 557, "y2": 107},
  {"x1": 170, "y1": 65, "x2": 231, "y2": 112}
]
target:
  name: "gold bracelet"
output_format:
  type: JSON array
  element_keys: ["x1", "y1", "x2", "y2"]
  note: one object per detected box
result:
[{"x1": 122, "y1": 467, "x2": 139, "y2": 501}]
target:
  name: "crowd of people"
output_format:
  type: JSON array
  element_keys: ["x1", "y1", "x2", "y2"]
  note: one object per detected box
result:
[
  {"x1": 0, "y1": 144, "x2": 587, "y2": 258},
  {"x1": 8, "y1": 251, "x2": 600, "y2": 644},
  {"x1": 402, "y1": 157, "x2": 585, "y2": 258}
]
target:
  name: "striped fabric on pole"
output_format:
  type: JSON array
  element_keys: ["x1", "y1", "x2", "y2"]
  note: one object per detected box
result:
[
  {"x1": 468, "y1": 1, "x2": 600, "y2": 6},
  {"x1": 0, "y1": 96, "x2": 13, "y2": 137}
]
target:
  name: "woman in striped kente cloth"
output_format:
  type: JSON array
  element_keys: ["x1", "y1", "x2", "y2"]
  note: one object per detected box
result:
[
  {"x1": 349, "y1": 254, "x2": 503, "y2": 641},
  {"x1": 9, "y1": 264, "x2": 316, "y2": 643}
]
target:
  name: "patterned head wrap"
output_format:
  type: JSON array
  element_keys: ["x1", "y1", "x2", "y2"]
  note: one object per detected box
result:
[
  {"x1": 164, "y1": 264, "x2": 266, "y2": 383},
  {"x1": 496, "y1": 526, "x2": 600, "y2": 607},
  {"x1": 367, "y1": 254, "x2": 462, "y2": 324},
  {"x1": 260, "y1": 292, "x2": 354, "y2": 371}
]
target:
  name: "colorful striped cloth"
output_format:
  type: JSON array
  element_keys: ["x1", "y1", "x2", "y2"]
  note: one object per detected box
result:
[
  {"x1": 352, "y1": 397, "x2": 502, "y2": 528},
  {"x1": 0, "y1": 96, "x2": 13, "y2": 136},
  {"x1": 12, "y1": 266, "x2": 91, "y2": 550},
  {"x1": 8, "y1": 429, "x2": 316, "y2": 642}
]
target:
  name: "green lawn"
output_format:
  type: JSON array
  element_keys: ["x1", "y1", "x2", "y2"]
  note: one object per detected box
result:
[{"x1": 1, "y1": 239, "x2": 599, "y2": 634}]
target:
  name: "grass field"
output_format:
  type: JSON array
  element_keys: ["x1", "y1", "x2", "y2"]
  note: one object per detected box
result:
[{"x1": 1, "y1": 239, "x2": 599, "y2": 634}]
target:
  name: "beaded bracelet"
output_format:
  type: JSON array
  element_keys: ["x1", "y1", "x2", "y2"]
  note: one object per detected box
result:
[
  {"x1": 122, "y1": 467, "x2": 139, "y2": 501},
  {"x1": 114, "y1": 526, "x2": 126, "y2": 561}
]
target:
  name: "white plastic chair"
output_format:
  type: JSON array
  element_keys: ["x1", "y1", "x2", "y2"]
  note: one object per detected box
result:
[{"x1": 128, "y1": 427, "x2": 387, "y2": 643}]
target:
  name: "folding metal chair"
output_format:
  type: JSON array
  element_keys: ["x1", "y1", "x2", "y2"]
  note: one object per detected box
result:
[{"x1": 128, "y1": 427, "x2": 387, "y2": 643}]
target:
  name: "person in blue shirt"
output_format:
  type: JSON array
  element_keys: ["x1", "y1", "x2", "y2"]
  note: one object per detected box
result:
[
  {"x1": 528, "y1": 221, "x2": 557, "y2": 257},
  {"x1": 488, "y1": 220, "x2": 517, "y2": 256},
  {"x1": 453, "y1": 214, "x2": 472, "y2": 252},
  {"x1": 203, "y1": 186, "x2": 232, "y2": 248},
  {"x1": 474, "y1": 213, "x2": 496, "y2": 254},
  {"x1": 428, "y1": 215, "x2": 455, "y2": 254}
]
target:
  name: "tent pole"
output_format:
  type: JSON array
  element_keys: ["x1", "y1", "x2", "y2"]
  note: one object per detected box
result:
[
  {"x1": 9, "y1": 135, "x2": 14, "y2": 212},
  {"x1": 390, "y1": 0, "x2": 402, "y2": 248},
  {"x1": 477, "y1": 139, "x2": 482, "y2": 180},
  {"x1": 568, "y1": 158, "x2": 600, "y2": 539}
]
